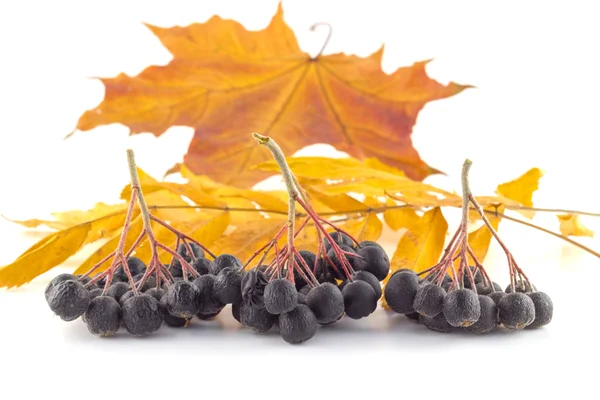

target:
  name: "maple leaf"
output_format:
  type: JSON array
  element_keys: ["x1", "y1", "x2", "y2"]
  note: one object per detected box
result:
[{"x1": 72, "y1": 3, "x2": 471, "y2": 187}]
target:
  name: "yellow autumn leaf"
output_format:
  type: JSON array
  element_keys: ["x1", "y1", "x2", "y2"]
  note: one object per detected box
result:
[
  {"x1": 0, "y1": 223, "x2": 92, "y2": 288},
  {"x1": 557, "y1": 214, "x2": 594, "y2": 237},
  {"x1": 384, "y1": 206, "x2": 420, "y2": 231},
  {"x1": 342, "y1": 213, "x2": 383, "y2": 242},
  {"x1": 389, "y1": 207, "x2": 448, "y2": 274},
  {"x1": 496, "y1": 168, "x2": 543, "y2": 218}
]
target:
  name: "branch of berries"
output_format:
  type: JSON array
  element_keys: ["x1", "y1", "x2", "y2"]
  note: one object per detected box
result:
[
  {"x1": 44, "y1": 149, "x2": 243, "y2": 336},
  {"x1": 229, "y1": 133, "x2": 390, "y2": 344},
  {"x1": 384, "y1": 159, "x2": 553, "y2": 333}
]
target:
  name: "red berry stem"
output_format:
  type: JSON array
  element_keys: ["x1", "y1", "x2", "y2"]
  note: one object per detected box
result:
[{"x1": 148, "y1": 214, "x2": 216, "y2": 259}]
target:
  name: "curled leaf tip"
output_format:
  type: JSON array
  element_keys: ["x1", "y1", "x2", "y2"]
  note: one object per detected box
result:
[{"x1": 252, "y1": 132, "x2": 269, "y2": 144}]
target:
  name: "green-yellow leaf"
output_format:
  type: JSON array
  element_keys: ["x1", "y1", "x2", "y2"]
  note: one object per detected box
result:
[{"x1": 0, "y1": 223, "x2": 92, "y2": 288}]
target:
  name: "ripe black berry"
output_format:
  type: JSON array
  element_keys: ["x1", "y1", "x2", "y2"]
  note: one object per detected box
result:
[
  {"x1": 170, "y1": 243, "x2": 205, "y2": 276},
  {"x1": 405, "y1": 312, "x2": 420, "y2": 321},
  {"x1": 240, "y1": 304, "x2": 276, "y2": 332},
  {"x1": 232, "y1": 302, "x2": 241, "y2": 323},
  {"x1": 214, "y1": 267, "x2": 243, "y2": 304},
  {"x1": 89, "y1": 288, "x2": 104, "y2": 299},
  {"x1": 159, "y1": 294, "x2": 187, "y2": 328},
  {"x1": 119, "y1": 290, "x2": 135, "y2": 306},
  {"x1": 324, "y1": 231, "x2": 354, "y2": 251},
  {"x1": 442, "y1": 288, "x2": 481, "y2": 327},
  {"x1": 462, "y1": 266, "x2": 483, "y2": 288},
  {"x1": 193, "y1": 274, "x2": 225, "y2": 314},
  {"x1": 476, "y1": 281, "x2": 503, "y2": 295},
  {"x1": 278, "y1": 304, "x2": 318, "y2": 344},
  {"x1": 505, "y1": 281, "x2": 536, "y2": 293},
  {"x1": 192, "y1": 257, "x2": 212, "y2": 276},
  {"x1": 84, "y1": 296, "x2": 121, "y2": 337},
  {"x1": 383, "y1": 270, "x2": 420, "y2": 314},
  {"x1": 297, "y1": 292, "x2": 307, "y2": 305},
  {"x1": 352, "y1": 270, "x2": 381, "y2": 299},
  {"x1": 292, "y1": 250, "x2": 321, "y2": 289},
  {"x1": 115, "y1": 256, "x2": 146, "y2": 281},
  {"x1": 420, "y1": 313, "x2": 453, "y2": 333},
  {"x1": 135, "y1": 273, "x2": 156, "y2": 290},
  {"x1": 47, "y1": 279, "x2": 91, "y2": 321},
  {"x1": 356, "y1": 240, "x2": 384, "y2": 251},
  {"x1": 145, "y1": 287, "x2": 165, "y2": 300},
  {"x1": 525, "y1": 291, "x2": 553, "y2": 329},
  {"x1": 241, "y1": 269, "x2": 268, "y2": 308},
  {"x1": 357, "y1": 245, "x2": 390, "y2": 281},
  {"x1": 413, "y1": 284, "x2": 446, "y2": 318},
  {"x1": 197, "y1": 306, "x2": 224, "y2": 320},
  {"x1": 165, "y1": 280, "x2": 201, "y2": 318},
  {"x1": 45, "y1": 273, "x2": 76, "y2": 301},
  {"x1": 106, "y1": 282, "x2": 130, "y2": 302},
  {"x1": 342, "y1": 280, "x2": 377, "y2": 319},
  {"x1": 209, "y1": 254, "x2": 243, "y2": 275},
  {"x1": 121, "y1": 294, "x2": 163, "y2": 336},
  {"x1": 497, "y1": 292, "x2": 536, "y2": 329},
  {"x1": 264, "y1": 278, "x2": 298, "y2": 315},
  {"x1": 298, "y1": 285, "x2": 311, "y2": 296},
  {"x1": 467, "y1": 295, "x2": 499, "y2": 334},
  {"x1": 306, "y1": 282, "x2": 344, "y2": 324},
  {"x1": 488, "y1": 291, "x2": 507, "y2": 305},
  {"x1": 326, "y1": 245, "x2": 364, "y2": 280}
]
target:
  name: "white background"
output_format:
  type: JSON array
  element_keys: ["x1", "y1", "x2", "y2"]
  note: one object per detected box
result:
[{"x1": 1, "y1": 0, "x2": 599, "y2": 399}]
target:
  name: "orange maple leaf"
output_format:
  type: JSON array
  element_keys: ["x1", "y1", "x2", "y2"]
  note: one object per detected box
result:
[{"x1": 74, "y1": 3, "x2": 472, "y2": 187}]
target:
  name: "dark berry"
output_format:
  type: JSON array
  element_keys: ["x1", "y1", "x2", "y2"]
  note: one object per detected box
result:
[
  {"x1": 84, "y1": 296, "x2": 121, "y2": 337},
  {"x1": 169, "y1": 243, "x2": 205, "y2": 275},
  {"x1": 299, "y1": 285, "x2": 311, "y2": 296},
  {"x1": 255, "y1": 265, "x2": 269, "y2": 274},
  {"x1": 264, "y1": 278, "x2": 298, "y2": 315},
  {"x1": 47, "y1": 279, "x2": 91, "y2": 321},
  {"x1": 324, "y1": 231, "x2": 354, "y2": 251},
  {"x1": 352, "y1": 270, "x2": 381, "y2": 299},
  {"x1": 383, "y1": 271, "x2": 420, "y2": 314},
  {"x1": 115, "y1": 256, "x2": 146, "y2": 281},
  {"x1": 135, "y1": 273, "x2": 156, "y2": 290},
  {"x1": 214, "y1": 267, "x2": 243, "y2": 304},
  {"x1": 498, "y1": 292, "x2": 536, "y2": 329},
  {"x1": 476, "y1": 281, "x2": 503, "y2": 295},
  {"x1": 420, "y1": 312, "x2": 453, "y2": 333},
  {"x1": 297, "y1": 292, "x2": 307, "y2": 305},
  {"x1": 443, "y1": 288, "x2": 481, "y2": 327},
  {"x1": 525, "y1": 291, "x2": 553, "y2": 329},
  {"x1": 488, "y1": 291, "x2": 507, "y2": 305},
  {"x1": 232, "y1": 302, "x2": 241, "y2": 323},
  {"x1": 145, "y1": 288, "x2": 165, "y2": 301},
  {"x1": 326, "y1": 245, "x2": 364, "y2": 280},
  {"x1": 193, "y1": 274, "x2": 225, "y2": 314},
  {"x1": 357, "y1": 245, "x2": 390, "y2": 281},
  {"x1": 342, "y1": 280, "x2": 377, "y2": 319},
  {"x1": 119, "y1": 290, "x2": 135, "y2": 307},
  {"x1": 413, "y1": 284, "x2": 446, "y2": 318},
  {"x1": 356, "y1": 240, "x2": 384, "y2": 251},
  {"x1": 121, "y1": 294, "x2": 163, "y2": 336},
  {"x1": 405, "y1": 312, "x2": 420, "y2": 321},
  {"x1": 306, "y1": 282, "x2": 345, "y2": 324},
  {"x1": 159, "y1": 294, "x2": 187, "y2": 328},
  {"x1": 240, "y1": 304, "x2": 276, "y2": 332},
  {"x1": 165, "y1": 280, "x2": 201, "y2": 318},
  {"x1": 241, "y1": 269, "x2": 268, "y2": 308},
  {"x1": 192, "y1": 257, "x2": 212, "y2": 276},
  {"x1": 209, "y1": 254, "x2": 242, "y2": 276},
  {"x1": 318, "y1": 269, "x2": 338, "y2": 285},
  {"x1": 89, "y1": 288, "x2": 104, "y2": 299},
  {"x1": 197, "y1": 306, "x2": 224, "y2": 320},
  {"x1": 467, "y1": 295, "x2": 499, "y2": 334},
  {"x1": 292, "y1": 250, "x2": 321, "y2": 289},
  {"x1": 505, "y1": 281, "x2": 536, "y2": 293},
  {"x1": 462, "y1": 266, "x2": 484, "y2": 288},
  {"x1": 45, "y1": 273, "x2": 76, "y2": 301},
  {"x1": 106, "y1": 282, "x2": 130, "y2": 302},
  {"x1": 278, "y1": 304, "x2": 318, "y2": 344}
]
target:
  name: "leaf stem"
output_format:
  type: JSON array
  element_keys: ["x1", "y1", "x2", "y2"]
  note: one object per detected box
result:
[{"x1": 310, "y1": 22, "x2": 332, "y2": 59}]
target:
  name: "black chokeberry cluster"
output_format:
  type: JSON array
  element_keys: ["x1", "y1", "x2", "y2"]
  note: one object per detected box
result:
[
  {"x1": 45, "y1": 241, "x2": 245, "y2": 337},
  {"x1": 233, "y1": 230, "x2": 390, "y2": 344},
  {"x1": 384, "y1": 266, "x2": 553, "y2": 334}
]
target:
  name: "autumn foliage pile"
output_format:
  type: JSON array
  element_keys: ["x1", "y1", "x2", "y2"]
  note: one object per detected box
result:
[{"x1": 0, "y1": 3, "x2": 595, "y2": 342}]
